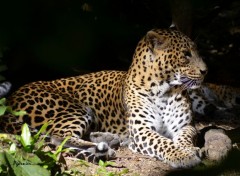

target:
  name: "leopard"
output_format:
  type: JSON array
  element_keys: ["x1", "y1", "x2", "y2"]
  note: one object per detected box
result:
[
  {"x1": 188, "y1": 82, "x2": 240, "y2": 116},
  {"x1": 0, "y1": 28, "x2": 208, "y2": 168},
  {"x1": 199, "y1": 83, "x2": 240, "y2": 109}
]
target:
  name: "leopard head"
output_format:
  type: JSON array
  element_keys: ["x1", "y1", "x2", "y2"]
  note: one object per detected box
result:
[{"x1": 128, "y1": 28, "x2": 207, "y2": 90}]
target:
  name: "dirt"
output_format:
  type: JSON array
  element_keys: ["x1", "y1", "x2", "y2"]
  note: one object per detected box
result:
[
  {"x1": 1, "y1": 107, "x2": 240, "y2": 176},
  {"x1": 0, "y1": 127, "x2": 240, "y2": 176},
  {"x1": 65, "y1": 147, "x2": 171, "y2": 176},
  {"x1": 64, "y1": 143, "x2": 240, "y2": 176},
  {"x1": 64, "y1": 108, "x2": 240, "y2": 176}
]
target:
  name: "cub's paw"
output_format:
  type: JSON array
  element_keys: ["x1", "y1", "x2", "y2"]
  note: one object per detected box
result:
[{"x1": 90, "y1": 132, "x2": 121, "y2": 149}]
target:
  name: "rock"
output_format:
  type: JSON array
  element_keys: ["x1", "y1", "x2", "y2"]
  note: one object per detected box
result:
[{"x1": 203, "y1": 129, "x2": 232, "y2": 162}]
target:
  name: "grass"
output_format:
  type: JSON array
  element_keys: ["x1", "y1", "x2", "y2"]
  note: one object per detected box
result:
[{"x1": 0, "y1": 97, "x2": 129, "y2": 175}]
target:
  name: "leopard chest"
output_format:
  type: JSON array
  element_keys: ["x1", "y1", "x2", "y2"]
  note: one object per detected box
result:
[{"x1": 147, "y1": 91, "x2": 192, "y2": 138}]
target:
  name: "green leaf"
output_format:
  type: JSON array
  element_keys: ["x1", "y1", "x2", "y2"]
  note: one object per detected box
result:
[
  {"x1": 0, "y1": 98, "x2": 6, "y2": 105},
  {"x1": 78, "y1": 159, "x2": 90, "y2": 167},
  {"x1": 23, "y1": 152, "x2": 42, "y2": 164},
  {"x1": 98, "y1": 160, "x2": 104, "y2": 167},
  {"x1": 45, "y1": 136, "x2": 70, "y2": 163},
  {"x1": 20, "y1": 124, "x2": 32, "y2": 152},
  {"x1": 0, "y1": 98, "x2": 27, "y2": 116},
  {"x1": 119, "y1": 168, "x2": 129, "y2": 175},
  {"x1": 0, "y1": 105, "x2": 7, "y2": 116},
  {"x1": 54, "y1": 136, "x2": 70, "y2": 156},
  {"x1": 44, "y1": 151, "x2": 57, "y2": 162},
  {"x1": 99, "y1": 160, "x2": 115, "y2": 167},
  {"x1": 0, "y1": 152, "x2": 7, "y2": 166},
  {"x1": 0, "y1": 153, "x2": 9, "y2": 175},
  {"x1": 11, "y1": 110, "x2": 27, "y2": 116},
  {"x1": 5, "y1": 152, "x2": 50, "y2": 176},
  {"x1": 104, "y1": 161, "x2": 115, "y2": 167},
  {"x1": 33, "y1": 121, "x2": 49, "y2": 142},
  {"x1": 9, "y1": 143, "x2": 17, "y2": 153}
]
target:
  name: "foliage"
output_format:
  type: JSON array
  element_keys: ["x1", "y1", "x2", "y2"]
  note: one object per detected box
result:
[
  {"x1": 0, "y1": 121, "x2": 129, "y2": 176},
  {"x1": 95, "y1": 160, "x2": 129, "y2": 176},
  {"x1": 0, "y1": 123, "x2": 70, "y2": 176},
  {"x1": 0, "y1": 98, "x2": 129, "y2": 175},
  {"x1": 0, "y1": 98, "x2": 26, "y2": 116}
]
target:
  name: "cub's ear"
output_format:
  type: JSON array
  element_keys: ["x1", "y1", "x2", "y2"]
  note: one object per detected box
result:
[{"x1": 145, "y1": 30, "x2": 169, "y2": 51}]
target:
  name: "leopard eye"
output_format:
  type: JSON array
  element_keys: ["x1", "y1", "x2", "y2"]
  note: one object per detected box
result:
[{"x1": 183, "y1": 50, "x2": 192, "y2": 58}]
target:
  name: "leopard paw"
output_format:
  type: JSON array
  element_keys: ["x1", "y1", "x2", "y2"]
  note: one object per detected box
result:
[
  {"x1": 74, "y1": 142, "x2": 116, "y2": 163},
  {"x1": 90, "y1": 132, "x2": 121, "y2": 149},
  {"x1": 165, "y1": 147, "x2": 202, "y2": 168}
]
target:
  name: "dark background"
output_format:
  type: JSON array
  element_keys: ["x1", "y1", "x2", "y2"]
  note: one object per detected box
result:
[{"x1": 0, "y1": 0, "x2": 240, "y2": 91}]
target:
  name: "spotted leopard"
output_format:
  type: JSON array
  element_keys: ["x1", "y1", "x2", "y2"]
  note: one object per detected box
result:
[
  {"x1": 188, "y1": 82, "x2": 240, "y2": 117},
  {"x1": 0, "y1": 28, "x2": 208, "y2": 168},
  {"x1": 200, "y1": 83, "x2": 240, "y2": 108}
]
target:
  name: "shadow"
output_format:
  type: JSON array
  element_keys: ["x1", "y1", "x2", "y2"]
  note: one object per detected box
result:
[{"x1": 166, "y1": 149, "x2": 240, "y2": 176}]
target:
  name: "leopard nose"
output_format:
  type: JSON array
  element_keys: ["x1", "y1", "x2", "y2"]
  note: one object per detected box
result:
[{"x1": 200, "y1": 69, "x2": 208, "y2": 75}]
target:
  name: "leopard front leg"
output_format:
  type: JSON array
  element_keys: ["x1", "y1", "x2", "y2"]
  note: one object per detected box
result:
[
  {"x1": 128, "y1": 125, "x2": 201, "y2": 168},
  {"x1": 162, "y1": 92, "x2": 202, "y2": 166},
  {"x1": 172, "y1": 125, "x2": 202, "y2": 159},
  {"x1": 162, "y1": 96, "x2": 199, "y2": 150},
  {"x1": 126, "y1": 95, "x2": 201, "y2": 168},
  {"x1": 172, "y1": 125, "x2": 198, "y2": 149}
]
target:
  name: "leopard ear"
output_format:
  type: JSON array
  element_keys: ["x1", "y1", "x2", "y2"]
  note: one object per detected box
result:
[
  {"x1": 169, "y1": 23, "x2": 178, "y2": 30},
  {"x1": 145, "y1": 30, "x2": 169, "y2": 51}
]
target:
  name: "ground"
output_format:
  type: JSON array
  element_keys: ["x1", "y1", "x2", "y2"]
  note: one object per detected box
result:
[
  {"x1": 65, "y1": 142, "x2": 240, "y2": 176},
  {"x1": 1, "y1": 107, "x2": 240, "y2": 176},
  {"x1": 64, "y1": 108, "x2": 240, "y2": 176},
  {"x1": 65, "y1": 147, "x2": 170, "y2": 176}
]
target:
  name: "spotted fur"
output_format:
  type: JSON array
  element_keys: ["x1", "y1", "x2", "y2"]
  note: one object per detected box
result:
[
  {"x1": 0, "y1": 29, "x2": 209, "y2": 168},
  {"x1": 200, "y1": 83, "x2": 240, "y2": 108}
]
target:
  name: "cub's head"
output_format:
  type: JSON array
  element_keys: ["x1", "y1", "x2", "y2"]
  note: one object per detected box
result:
[{"x1": 132, "y1": 29, "x2": 207, "y2": 89}]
